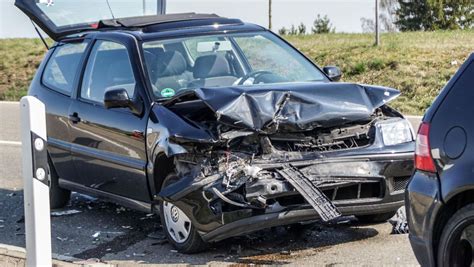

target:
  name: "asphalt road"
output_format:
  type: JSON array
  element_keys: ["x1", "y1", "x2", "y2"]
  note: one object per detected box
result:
[{"x1": 0, "y1": 101, "x2": 422, "y2": 266}]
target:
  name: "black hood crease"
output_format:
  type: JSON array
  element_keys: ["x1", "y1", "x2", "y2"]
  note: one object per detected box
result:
[{"x1": 163, "y1": 82, "x2": 400, "y2": 133}]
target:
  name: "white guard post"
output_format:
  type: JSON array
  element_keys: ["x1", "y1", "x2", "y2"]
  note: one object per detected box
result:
[{"x1": 20, "y1": 96, "x2": 52, "y2": 266}]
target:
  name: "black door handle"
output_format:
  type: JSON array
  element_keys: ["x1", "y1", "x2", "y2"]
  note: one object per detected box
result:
[{"x1": 68, "y1": 112, "x2": 81, "y2": 123}]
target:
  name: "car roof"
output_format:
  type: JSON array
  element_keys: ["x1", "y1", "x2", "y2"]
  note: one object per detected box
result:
[
  {"x1": 99, "y1": 14, "x2": 264, "y2": 40},
  {"x1": 63, "y1": 15, "x2": 265, "y2": 43}
]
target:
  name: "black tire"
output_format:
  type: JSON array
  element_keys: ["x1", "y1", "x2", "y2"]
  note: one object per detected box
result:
[
  {"x1": 438, "y1": 204, "x2": 474, "y2": 267},
  {"x1": 159, "y1": 173, "x2": 207, "y2": 253},
  {"x1": 356, "y1": 211, "x2": 397, "y2": 223},
  {"x1": 48, "y1": 159, "x2": 71, "y2": 209}
]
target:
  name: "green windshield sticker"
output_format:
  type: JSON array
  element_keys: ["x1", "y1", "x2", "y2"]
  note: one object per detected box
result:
[{"x1": 161, "y1": 88, "x2": 175, "y2": 98}]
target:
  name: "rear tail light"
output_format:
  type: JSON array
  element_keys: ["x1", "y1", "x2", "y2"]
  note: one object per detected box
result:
[{"x1": 415, "y1": 122, "x2": 437, "y2": 173}]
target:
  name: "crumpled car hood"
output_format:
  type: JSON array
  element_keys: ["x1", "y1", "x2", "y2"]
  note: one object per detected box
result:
[{"x1": 163, "y1": 82, "x2": 400, "y2": 132}]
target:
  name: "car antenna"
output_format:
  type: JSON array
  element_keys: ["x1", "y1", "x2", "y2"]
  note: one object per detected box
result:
[
  {"x1": 105, "y1": 0, "x2": 116, "y2": 20},
  {"x1": 30, "y1": 20, "x2": 49, "y2": 50}
]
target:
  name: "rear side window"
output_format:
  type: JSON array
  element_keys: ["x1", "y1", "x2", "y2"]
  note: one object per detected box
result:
[{"x1": 42, "y1": 42, "x2": 89, "y2": 95}]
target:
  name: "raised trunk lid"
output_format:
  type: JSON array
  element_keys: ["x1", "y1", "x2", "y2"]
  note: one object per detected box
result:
[{"x1": 15, "y1": 0, "x2": 166, "y2": 41}]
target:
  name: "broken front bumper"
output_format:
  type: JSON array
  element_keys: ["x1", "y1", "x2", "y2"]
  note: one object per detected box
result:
[{"x1": 159, "y1": 146, "x2": 414, "y2": 242}]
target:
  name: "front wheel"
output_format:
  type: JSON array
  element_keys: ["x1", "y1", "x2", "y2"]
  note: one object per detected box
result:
[
  {"x1": 159, "y1": 173, "x2": 207, "y2": 253},
  {"x1": 438, "y1": 204, "x2": 474, "y2": 267}
]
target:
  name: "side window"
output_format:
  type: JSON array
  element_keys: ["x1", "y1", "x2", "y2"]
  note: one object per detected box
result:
[
  {"x1": 81, "y1": 41, "x2": 136, "y2": 103},
  {"x1": 42, "y1": 41, "x2": 88, "y2": 95}
]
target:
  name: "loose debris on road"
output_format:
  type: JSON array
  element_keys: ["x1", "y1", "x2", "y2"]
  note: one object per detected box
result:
[
  {"x1": 389, "y1": 207, "x2": 409, "y2": 234},
  {"x1": 51, "y1": 209, "x2": 82, "y2": 217}
]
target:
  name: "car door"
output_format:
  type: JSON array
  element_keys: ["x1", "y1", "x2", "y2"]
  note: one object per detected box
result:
[{"x1": 68, "y1": 38, "x2": 150, "y2": 202}]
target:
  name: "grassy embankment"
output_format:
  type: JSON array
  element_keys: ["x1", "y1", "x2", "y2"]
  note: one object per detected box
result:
[{"x1": 1, "y1": 31, "x2": 473, "y2": 114}]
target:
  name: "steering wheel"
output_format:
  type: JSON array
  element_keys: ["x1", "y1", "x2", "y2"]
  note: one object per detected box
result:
[{"x1": 237, "y1": 70, "x2": 274, "y2": 85}]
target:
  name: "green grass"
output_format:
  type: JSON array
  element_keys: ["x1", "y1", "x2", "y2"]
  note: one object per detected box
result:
[
  {"x1": 286, "y1": 30, "x2": 474, "y2": 115},
  {"x1": 1, "y1": 31, "x2": 473, "y2": 114},
  {"x1": 0, "y1": 38, "x2": 51, "y2": 101}
]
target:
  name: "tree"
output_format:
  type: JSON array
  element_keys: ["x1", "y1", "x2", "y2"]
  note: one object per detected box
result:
[
  {"x1": 312, "y1": 14, "x2": 335, "y2": 34},
  {"x1": 380, "y1": 0, "x2": 399, "y2": 32},
  {"x1": 395, "y1": 0, "x2": 473, "y2": 31},
  {"x1": 289, "y1": 24, "x2": 298, "y2": 35},
  {"x1": 298, "y1": 23, "x2": 307, "y2": 35},
  {"x1": 278, "y1": 27, "x2": 288, "y2": 35},
  {"x1": 361, "y1": 17, "x2": 376, "y2": 33},
  {"x1": 360, "y1": 0, "x2": 399, "y2": 33}
]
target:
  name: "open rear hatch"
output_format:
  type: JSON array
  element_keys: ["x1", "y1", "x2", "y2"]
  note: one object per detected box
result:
[{"x1": 15, "y1": 0, "x2": 167, "y2": 41}]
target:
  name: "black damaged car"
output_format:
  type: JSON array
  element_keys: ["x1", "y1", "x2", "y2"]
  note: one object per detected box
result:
[{"x1": 17, "y1": 1, "x2": 415, "y2": 253}]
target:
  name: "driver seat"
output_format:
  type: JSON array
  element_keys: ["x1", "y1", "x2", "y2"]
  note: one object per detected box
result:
[{"x1": 188, "y1": 54, "x2": 237, "y2": 88}]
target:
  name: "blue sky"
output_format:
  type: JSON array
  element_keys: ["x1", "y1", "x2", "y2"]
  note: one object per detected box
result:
[{"x1": 0, "y1": 0, "x2": 376, "y2": 38}]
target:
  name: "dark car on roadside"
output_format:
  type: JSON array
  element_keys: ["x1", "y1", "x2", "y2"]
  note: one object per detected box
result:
[
  {"x1": 406, "y1": 53, "x2": 474, "y2": 266},
  {"x1": 17, "y1": 0, "x2": 414, "y2": 253}
]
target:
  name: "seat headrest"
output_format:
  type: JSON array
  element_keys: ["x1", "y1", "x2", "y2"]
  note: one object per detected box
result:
[
  {"x1": 193, "y1": 54, "x2": 232, "y2": 79},
  {"x1": 156, "y1": 51, "x2": 187, "y2": 77}
]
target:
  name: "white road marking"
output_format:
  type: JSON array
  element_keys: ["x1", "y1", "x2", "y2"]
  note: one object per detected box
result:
[
  {"x1": 0, "y1": 140, "x2": 21, "y2": 146},
  {"x1": 0, "y1": 101, "x2": 20, "y2": 105}
]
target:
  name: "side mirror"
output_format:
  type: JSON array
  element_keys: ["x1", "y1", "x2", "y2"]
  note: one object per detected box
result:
[
  {"x1": 104, "y1": 89, "x2": 132, "y2": 109},
  {"x1": 323, "y1": 66, "x2": 342, "y2": 82}
]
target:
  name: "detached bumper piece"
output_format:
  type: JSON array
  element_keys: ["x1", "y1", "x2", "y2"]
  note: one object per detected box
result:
[{"x1": 277, "y1": 165, "x2": 341, "y2": 221}]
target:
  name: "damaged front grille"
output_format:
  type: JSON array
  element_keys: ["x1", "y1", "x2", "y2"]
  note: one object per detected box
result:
[
  {"x1": 264, "y1": 178, "x2": 383, "y2": 207},
  {"x1": 268, "y1": 122, "x2": 373, "y2": 152}
]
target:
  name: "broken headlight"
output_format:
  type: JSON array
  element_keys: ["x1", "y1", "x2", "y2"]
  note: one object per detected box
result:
[{"x1": 378, "y1": 119, "x2": 414, "y2": 146}]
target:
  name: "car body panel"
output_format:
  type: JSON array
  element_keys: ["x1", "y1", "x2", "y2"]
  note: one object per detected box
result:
[
  {"x1": 68, "y1": 34, "x2": 152, "y2": 202},
  {"x1": 428, "y1": 55, "x2": 474, "y2": 203},
  {"x1": 406, "y1": 171, "x2": 443, "y2": 266},
  {"x1": 406, "y1": 53, "x2": 474, "y2": 266},
  {"x1": 162, "y1": 83, "x2": 400, "y2": 133}
]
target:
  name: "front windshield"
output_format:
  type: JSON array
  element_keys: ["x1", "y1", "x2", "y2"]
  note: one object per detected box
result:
[{"x1": 142, "y1": 32, "x2": 327, "y2": 99}]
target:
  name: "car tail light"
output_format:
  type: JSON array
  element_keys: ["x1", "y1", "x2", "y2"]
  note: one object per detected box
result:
[{"x1": 415, "y1": 122, "x2": 437, "y2": 173}]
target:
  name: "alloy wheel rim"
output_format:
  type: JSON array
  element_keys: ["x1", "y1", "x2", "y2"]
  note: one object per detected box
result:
[{"x1": 163, "y1": 201, "x2": 192, "y2": 243}]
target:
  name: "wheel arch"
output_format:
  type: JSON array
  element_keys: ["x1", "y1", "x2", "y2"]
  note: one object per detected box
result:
[
  {"x1": 152, "y1": 152, "x2": 176, "y2": 195},
  {"x1": 433, "y1": 189, "x2": 474, "y2": 259}
]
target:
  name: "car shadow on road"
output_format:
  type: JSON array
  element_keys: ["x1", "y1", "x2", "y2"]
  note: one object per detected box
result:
[{"x1": 0, "y1": 189, "x2": 380, "y2": 265}]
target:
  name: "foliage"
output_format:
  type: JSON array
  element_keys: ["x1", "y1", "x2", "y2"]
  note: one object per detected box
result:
[
  {"x1": 361, "y1": 17, "x2": 376, "y2": 33},
  {"x1": 278, "y1": 27, "x2": 288, "y2": 35},
  {"x1": 298, "y1": 23, "x2": 307, "y2": 35},
  {"x1": 396, "y1": 0, "x2": 473, "y2": 31},
  {"x1": 289, "y1": 24, "x2": 298, "y2": 35},
  {"x1": 312, "y1": 14, "x2": 335, "y2": 34},
  {"x1": 361, "y1": 0, "x2": 399, "y2": 33}
]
